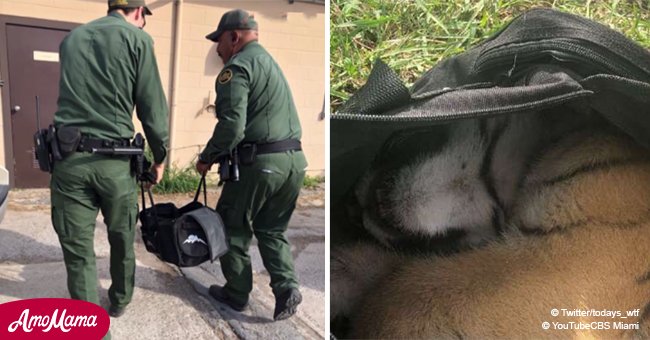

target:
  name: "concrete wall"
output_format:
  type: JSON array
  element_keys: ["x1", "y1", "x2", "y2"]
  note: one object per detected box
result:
[{"x1": 0, "y1": 0, "x2": 325, "y2": 175}]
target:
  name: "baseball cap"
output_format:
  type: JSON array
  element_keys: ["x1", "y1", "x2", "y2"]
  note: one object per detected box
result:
[
  {"x1": 206, "y1": 9, "x2": 258, "y2": 42},
  {"x1": 108, "y1": 0, "x2": 153, "y2": 16}
]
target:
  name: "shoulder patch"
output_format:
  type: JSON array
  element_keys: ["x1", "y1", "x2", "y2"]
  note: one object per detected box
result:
[{"x1": 218, "y1": 69, "x2": 233, "y2": 84}]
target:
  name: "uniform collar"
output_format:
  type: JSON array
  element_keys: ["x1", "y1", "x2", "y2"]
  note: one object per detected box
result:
[
  {"x1": 239, "y1": 40, "x2": 259, "y2": 52},
  {"x1": 230, "y1": 41, "x2": 259, "y2": 61},
  {"x1": 108, "y1": 11, "x2": 127, "y2": 21}
]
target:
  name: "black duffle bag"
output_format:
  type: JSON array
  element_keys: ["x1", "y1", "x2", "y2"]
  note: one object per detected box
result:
[
  {"x1": 138, "y1": 175, "x2": 228, "y2": 267},
  {"x1": 331, "y1": 8, "x2": 650, "y2": 246}
]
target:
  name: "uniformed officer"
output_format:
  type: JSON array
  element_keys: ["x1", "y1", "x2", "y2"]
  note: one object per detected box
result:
[
  {"x1": 196, "y1": 9, "x2": 307, "y2": 321},
  {"x1": 52, "y1": 0, "x2": 168, "y2": 320}
]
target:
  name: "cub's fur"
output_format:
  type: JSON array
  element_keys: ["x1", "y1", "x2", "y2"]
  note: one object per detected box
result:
[
  {"x1": 338, "y1": 129, "x2": 650, "y2": 338},
  {"x1": 354, "y1": 109, "x2": 595, "y2": 248}
]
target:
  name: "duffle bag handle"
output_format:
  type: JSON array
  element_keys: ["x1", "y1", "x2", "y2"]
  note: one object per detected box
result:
[
  {"x1": 140, "y1": 181, "x2": 157, "y2": 210},
  {"x1": 192, "y1": 175, "x2": 208, "y2": 206},
  {"x1": 140, "y1": 181, "x2": 160, "y2": 227}
]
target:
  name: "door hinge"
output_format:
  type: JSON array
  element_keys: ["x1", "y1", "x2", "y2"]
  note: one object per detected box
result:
[{"x1": 0, "y1": 79, "x2": 4, "y2": 87}]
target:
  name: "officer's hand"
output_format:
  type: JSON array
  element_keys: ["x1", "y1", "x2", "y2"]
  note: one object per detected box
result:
[
  {"x1": 196, "y1": 160, "x2": 212, "y2": 175},
  {"x1": 144, "y1": 163, "x2": 165, "y2": 190}
]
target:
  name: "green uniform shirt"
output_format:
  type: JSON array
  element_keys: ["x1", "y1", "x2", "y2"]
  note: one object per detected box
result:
[
  {"x1": 200, "y1": 41, "x2": 302, "y2": 163},
  {"x1": 54, "y1": 12, "x2": 169, "y2": 164}
]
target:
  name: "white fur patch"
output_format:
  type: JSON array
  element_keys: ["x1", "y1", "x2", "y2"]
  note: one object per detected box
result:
[{"x1": 389, "y1": 121, "x2": 495, "y2": 242}]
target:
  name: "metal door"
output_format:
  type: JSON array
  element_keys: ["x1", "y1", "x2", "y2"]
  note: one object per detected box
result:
[{"x1": 6, "y1": 24, "x2": 69, "y2": 188}]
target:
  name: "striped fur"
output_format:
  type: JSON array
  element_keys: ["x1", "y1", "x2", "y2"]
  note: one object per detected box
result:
[{"x1": 354, "y1": 109, "x2": 598, "y2": 248}]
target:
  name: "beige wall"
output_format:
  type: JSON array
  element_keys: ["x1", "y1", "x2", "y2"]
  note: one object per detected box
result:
[
  {"x1": 0, "y1": 0, "x2": 325, "y2": 175},
  {"x1": 0, "y1": 83, "x2": 3, "y2": 167}
]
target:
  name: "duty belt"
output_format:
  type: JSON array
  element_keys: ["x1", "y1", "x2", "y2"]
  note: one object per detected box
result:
[
  {"x1": 77, "y1": 136, "x2": 131, "y2": 153},
  {"x1": 238, "y1": 139, "x2": 302, "y2": 155}
]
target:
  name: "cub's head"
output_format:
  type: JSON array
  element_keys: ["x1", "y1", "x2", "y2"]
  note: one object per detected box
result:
[{"x1": 354, "y1": 122, "x2": 494, "y2": 252}]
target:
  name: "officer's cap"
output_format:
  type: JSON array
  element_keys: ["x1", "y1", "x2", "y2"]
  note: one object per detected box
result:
[
  {"x1": 206, "y1": 9, "x2": 258, "y2": 42},
  {"x1": 108, "y1": 0, "x2": 153, "y2": 16}
]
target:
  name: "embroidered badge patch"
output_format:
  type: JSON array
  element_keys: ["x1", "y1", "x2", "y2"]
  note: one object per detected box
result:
[{"x1": 218, "y1": 69, "x2": 233, "y2": 84}]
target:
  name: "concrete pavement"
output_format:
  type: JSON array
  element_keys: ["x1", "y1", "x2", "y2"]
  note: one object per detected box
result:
[{"x1": 0, "y1": 189, "x2": 325, "y2": 339}]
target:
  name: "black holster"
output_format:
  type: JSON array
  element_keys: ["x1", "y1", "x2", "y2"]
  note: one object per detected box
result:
[
  {"x1": 130, "y1": 133, "x2": 151, "y2": 181},
  {"x1": 33, "y1": 124, "x2": 65, "y2": 173},
  {"x1": 217, "y1": 149, "x2": 240, "y2": 185},
  {"x1": 33, "y1": 128, "x2": 52, "y2": 173},
  {"x1": 56, "y1": 125, "x2": 81, "y2": 158}
]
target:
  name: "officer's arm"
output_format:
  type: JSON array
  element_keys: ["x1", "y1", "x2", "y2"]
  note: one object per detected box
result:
[
  {"x1": 134, "y1": 35, "x2": 169, "y2": 164},
  {"x1": 200, "y1": 66, "x2": 249, "y2": 164}
]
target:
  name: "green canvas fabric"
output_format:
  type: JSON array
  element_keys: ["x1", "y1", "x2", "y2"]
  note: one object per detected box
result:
[
  {"x1": 216, "y1": 151, "x2": 307, "y2": 304},
  {"x1": 54, "y1": 12, "x2": 169, "y2": 164},
  {"x1": 200, "y1": 36, "x2": 306, "y2": 304},
  {"x1": 51, "y1": 153, "x2": 138, "y2": 307},
  {"x1": 200, "y1": 41, "x2": 302, "y2": 163},
  {"x1": 51, "y1": 10, "x2": 169, "y2": 316}
]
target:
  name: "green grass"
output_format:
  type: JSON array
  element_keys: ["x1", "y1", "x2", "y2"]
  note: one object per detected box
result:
[
  {"x1": 330, "y1": 0, "x2": 650, "y2": 112},
  {"x1": 142, "y1": 146, "x2": 202, "y2": 194},
  {"x1": 152, "y1": 165, "x2": 203, "y2": 194},
  {"x1": 303, "y1": 175, "x2": 325, "y2": 189}
]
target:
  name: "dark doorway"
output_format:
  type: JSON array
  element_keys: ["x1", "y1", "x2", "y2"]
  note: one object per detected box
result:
[{"x1": 1, "y1": 17, "x2": 77, "y2": 188}]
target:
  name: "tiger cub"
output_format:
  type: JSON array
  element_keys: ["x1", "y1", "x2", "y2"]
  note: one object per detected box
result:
[
  {"x1": 336, "y1": 128, "x2": 650, "y2": 338},
  {"x1": 354, "y1": 109, "x2": 594, "y2": 249},
  {"x1": 331, "y1": 109, "x2": 596, "y2": 323}
]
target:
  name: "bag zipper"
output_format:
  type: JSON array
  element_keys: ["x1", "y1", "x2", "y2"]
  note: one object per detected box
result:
[
  {"x1": 474, "y1": 38, "x2": 645, "y2": 80},
  {"x1": 333, "y1": 38, "x2": 642, "y2": 123},
  {"x1": 332, "y1": 90, "x2": 591, "y2": 122}
]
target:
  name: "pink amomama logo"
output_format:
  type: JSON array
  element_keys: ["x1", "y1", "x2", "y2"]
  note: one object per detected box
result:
[{"x1": 0, "y1": 298, "x2": 110, "y2": 339}]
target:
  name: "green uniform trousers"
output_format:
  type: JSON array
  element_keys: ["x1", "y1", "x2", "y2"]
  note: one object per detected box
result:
[
  {"x1": 50, "y1": 152, "x2": 138, "y2": 309},
  {"x1": 216, "y1": 150, "x2": 307, "y2": 305}
]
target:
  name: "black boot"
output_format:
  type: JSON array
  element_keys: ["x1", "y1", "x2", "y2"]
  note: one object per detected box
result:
[
  {"x1": 108, "y1": 305, "x2": 126, "y2": 318},
  {"x1": 273, "y1": 288, "x2": 302, "y2": 321},
  {"x1": 209, "y1": 285, "x2": 248, "y2": 312}
]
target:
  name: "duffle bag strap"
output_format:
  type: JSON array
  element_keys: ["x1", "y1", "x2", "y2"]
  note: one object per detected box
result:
[
  {"x1": 140, "y1": 181, "x2": 160, "y2": 227},
  {"x1": 192, "y1": 175, "x2": 208, "y2": 206}
]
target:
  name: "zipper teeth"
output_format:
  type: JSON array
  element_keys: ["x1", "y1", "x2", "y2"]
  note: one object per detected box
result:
[
  {"x1": 331, "y1": 112, "x2": 460, "y2": 122},
  {"x1": 475, "y1": 40, "x2": 638, "y2": 78},
  {"x1": 332, "y1": 90, "x2": 592, "y2": 122}
]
